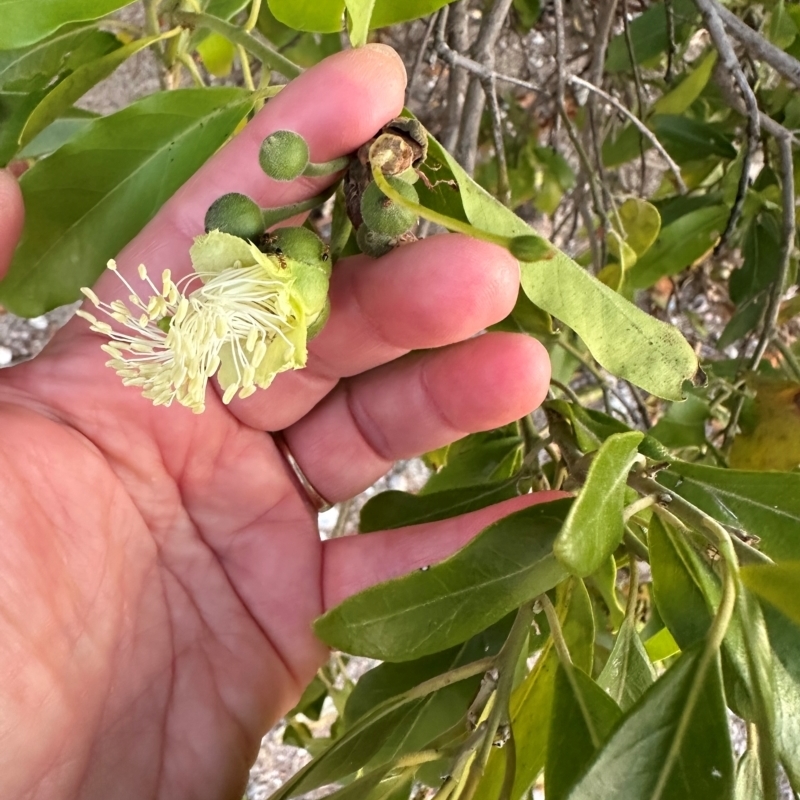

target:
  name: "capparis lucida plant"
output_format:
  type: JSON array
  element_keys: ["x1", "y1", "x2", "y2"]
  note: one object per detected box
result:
[{"x1": 2, "y1": 1, "x2": 800, "y2": 799}]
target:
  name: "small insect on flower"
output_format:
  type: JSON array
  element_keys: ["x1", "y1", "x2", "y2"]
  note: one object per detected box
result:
[{"x1": 78, "y1": 230, "x2": 331, "y2": 414}]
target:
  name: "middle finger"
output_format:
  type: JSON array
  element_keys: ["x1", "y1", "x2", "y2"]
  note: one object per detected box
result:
[{"x1": 225, "y1": 233, "x2": 519, "y2": 431}]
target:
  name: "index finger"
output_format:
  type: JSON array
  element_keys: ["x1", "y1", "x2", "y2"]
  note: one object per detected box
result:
[{"x1": 93, "y1": 44, "x2": 407, "y2": 297}]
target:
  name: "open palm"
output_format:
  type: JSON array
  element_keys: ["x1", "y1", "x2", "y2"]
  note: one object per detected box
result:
[{"x1": 0, "y1": 46, "x2": 553, "y2": 800}]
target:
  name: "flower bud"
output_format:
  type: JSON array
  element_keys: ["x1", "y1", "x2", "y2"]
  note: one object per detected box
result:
[
  {"x1": 259, "y1": 130, "x2": 310, "y2": 182},
  {"x1": 204, "y1": 193, "x2": 264, "y2": 240},
  {"x1": 508, "y1": 235, "x2": 553, "y2": 262},
  {"x1": 360, "y1": 176, "x2": 419, "y2": 238}
]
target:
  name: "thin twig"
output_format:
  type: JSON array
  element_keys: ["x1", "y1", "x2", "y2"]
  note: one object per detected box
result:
[
  {"x1": 442, "y1": 2, "x2": 470, "y2": 152},
  {"x1": 715, "y1": 0, "x2": 800, "y2": 90},
  {"x1": 174, "y1": 11, "x2": 301, "y2": 79},
  {"x1": 409, "y1": 12, "x2": 437, "y2": 91},
  {"x1": 567, "y1": 75, "x2": 687, "y2": 193},
  {"x1": 774, "y1": 337, "x2": 800, "y2": 381},
  {"x1": 722, "y1": 135, "x2": 796, "y2": 449},
  {"x1": 694, "y1": 0, "x2": 760, "y2": 251},
  {"x1": 665, "y1": 0, "x2": 676, "y2": 82},
  {"x1": 455, "y1": 0, "x2": 515, "y2": 173},
  {"x1": 483, "y1": 74, "x2": 511, "y2": 205},
  {"x1": 621, "y1": 0, "x2": 648, "y2": 192},
  {"x1": 749, "y1": 135, "x2": 796, "y2": 370}
]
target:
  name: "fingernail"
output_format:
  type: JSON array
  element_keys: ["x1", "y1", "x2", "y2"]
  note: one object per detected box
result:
[{"x1": 362, "y1": 43, "x2": 407, "y2": 82}]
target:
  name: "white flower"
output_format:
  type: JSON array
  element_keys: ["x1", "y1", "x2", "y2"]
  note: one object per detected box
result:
[{"x1": 78, "y1": 231, "x2": 330, "y2": 414}]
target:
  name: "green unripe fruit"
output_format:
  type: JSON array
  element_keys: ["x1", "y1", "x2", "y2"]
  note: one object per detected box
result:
[
  {"x1": 265, "y1": 226, "x2": 327, "y2": 267},
  {"x1": 360, "y1": 176, "x2": 419, "y2": 238},
  {"x1": 508, "y1": 235, "x2": 552, "y2": 262},
  {"x1": 259, "y1": 130, "x2": 310, "y2": 182},
  {"x1": 356, "y1": 224, "x2": 394, "y2": 258},
  {"x1": 204, "y1": 193, "x2": 264, "y2": 240}
]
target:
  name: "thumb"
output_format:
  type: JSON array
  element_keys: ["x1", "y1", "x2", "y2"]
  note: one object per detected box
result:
[{"x1": 0, "y1": 170, "x2": 24, "y2": 280}]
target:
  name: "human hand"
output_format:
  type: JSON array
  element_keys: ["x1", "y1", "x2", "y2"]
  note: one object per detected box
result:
[{"x1": 0, "y1": 45, "x2": 554, "y2": 800}]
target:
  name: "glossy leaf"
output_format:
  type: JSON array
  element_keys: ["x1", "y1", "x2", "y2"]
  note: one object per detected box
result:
[
  {"x1": 653, "y1": 50, "x2": 718, "y2": 116},
  {"x1": 546, "y1": 664, "x2": 622, "y2": 800},
  {"x1": 742, "y1": 562, "x2": 800, "y2": 628},
  {"x1": 17, "y1": 109, "x2": 97, "y2": 159},
  {"x1": 652, "y1": 115, "x2": 737, "y2": 162},
  {"x1": 314, "y1": 500, "x2": 571, "y2": 661},
  {"x1": 431, "y1": 138, "x2": 698, "y2": 400},
  {"x1": 420, "y1": 432, "x2": 522, "y2": 494},
  {"x1": 554, "y1": 432, "x2": 644, "y2": 577},
  {"x1": 649, "y1": 514, "x2": 711, "y2": 648},
  {"x1": 344, "y1": 0, "x2": 376, "y2": 46},
  {"x1": 598, "y1": 615, "x2": 656, "y2": 711},
  {"x1": 0, "y1": 89, "x2": 47, "y2": 166},
  {"x1": 343, "y1": 620, "x2": 510, "y2": 768},
  {"x1": 628, "y1": 205, "x2": 730, "y2": 289},
  {"x1": 0, "y1": 87, "x2": 254, "y2": 316},
  {"x1": 735, "y1": 749, "x2": 764, "y2": 800},
  {"x1": 359, "y1": 480, "x2": 520, "y2": 533},
  {"x1": 0, "y1": 0, "x2": 135, "y2": 49},
  {"x1": 370, "y1": 0, "x2": 455, "y2": 27},
  {"x1": 649, "y1": 393, "x2": 711, "y2": 449},
  {"x1": 658, "y1": 464, "x2": 800, "y2": 561},
  {"x1": 567, "y1": 645, "x2": 734, "y2": 799},
  {"x1": 267, "y1": 0, "x2": 343, "y2": 33},
  {"x1": 479, "y1": 579, "x2": 595, "y2": 800},
  {"x1": 0, "y1": 24, "x2": 118, "y2": 91},
  {"x1": 19, "y1": 32, "x2": 175, "y2": 147},
  {"x1": 605, "y1": 0, "x2": 697, "y2": 72}
]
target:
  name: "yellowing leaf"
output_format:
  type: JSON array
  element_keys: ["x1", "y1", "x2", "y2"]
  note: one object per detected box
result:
[
  {"x1": 730, "y1": 378, "x2": 800, "y2": 471},
  {"x1": 617, "y1": 197, "x2": 661, "y2": 256}
]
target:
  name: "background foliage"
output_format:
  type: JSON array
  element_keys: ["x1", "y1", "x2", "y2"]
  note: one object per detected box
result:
[{"x1": 2, "y1": 0, "x2": 800, "y2": 798}]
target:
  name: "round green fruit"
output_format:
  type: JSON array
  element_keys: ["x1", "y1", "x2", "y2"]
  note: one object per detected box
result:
[
  {"x1": 356, "y1": 224, "x2": 394, "y2": 258},
  {"x1": 259, "y1": 130, "x2": 310, "y2": 182},
  {"x1": 204, "y1": 193, "x2": 264, "y2": 240},
  {"x1": 265, "y1": 226, "x2": 328, "y2": 266},
  {"x1": 360, "y1": 176, "x2": 419, "y2": 238}
]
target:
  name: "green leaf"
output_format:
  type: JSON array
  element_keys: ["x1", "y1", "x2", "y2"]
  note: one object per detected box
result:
[
  {"x1": 17, "y1": 109, "x2": 97, "y2": 159},
  {"x1": 605, "y1": 0, "x2": 697, "y2": 72},
  {"x1": 546, "y1": 664, "x2": 622, "y2": 800},
  {"x1": 479, "y1": 579, "x2": 595, "y2": 800},
  {"x1": 0, "y1": 0, "x2": 136, "y2": 49},
  {"x1": 649, "y1": 393, "x2": 711, "y2": 449},
  {"x1": 0, "y1": 89, "x2": 48, "y2": 166},
  {"x1": 0, "y1": 87, "x2": 254, "y2": 316},
  {"x1": 651, "y1": 115, "x2": 737, "y2": 163},
  {"x1": 420, "y1": 432, "x2": 521, "y2": 494},
  {"x1": 204, "y1": 0, "x2": 250, "y2": 18},
  {"x1": 652, "y1": 50, "x2": 718, "y2": 116},
  {"x1": 554, "y1": 432, "x2": 644, "y2": 577},
  {"x1": 598, "y1": 615, "x2": 656, "y2": 711},
  {"x1": 429, "y1": 135, "x2": 698, "y2": 400},
  {"x1": 657, "y1": 464, "x2": 800, "y2": 562},
  {"x1": 644, "y1": 626, "x2": 681, "y2": 662},
  {"x1": 314, "y1": 501, "x2": 571, "y2": 661},
  {"x1": 19, "y1": 31, "x2": 176, "y2": 147},
  {"x1": 627, "y1": 205, "x2": 729, "y2": 289},
  {"x1": 342, "y1": 619, "x2": 510, "y2": 767},
  {"x1": 735, "y1": 749, "x2": 764, "y2": 800},
  {"x1": 344, "y1": 0, "x2": 376, "y2": 46},
  {"x1": 370, "y1": 0, "x2": 455, "y2": 28},
  {"x1": 566, "y1": 645, "x2": 734, "y2": 799},
  {"x1": 742, "y1": 562, "x2": 800, "y2": 628},
  {"x1": 359, "y1": 480, "x2": 520, "y2": 533},
  {"x1": 267, "y1": 0, "x2": 343, "y2": 33},
  {"x1": 730, "y1": 212, "x2": 783, "y2": 305},
  {"x1": 0, "y1": 24, "x2": 119, "y2": 91}
]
